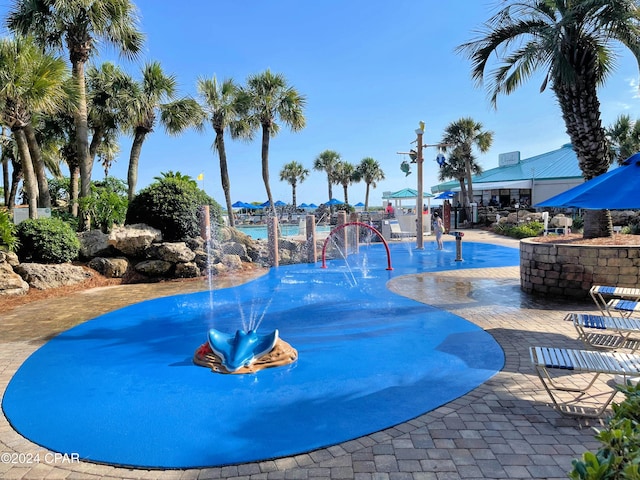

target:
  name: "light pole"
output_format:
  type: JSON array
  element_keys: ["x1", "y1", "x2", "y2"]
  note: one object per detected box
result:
[{"x1": 415, "y1": 124, "x2": 425, "y2": 250}]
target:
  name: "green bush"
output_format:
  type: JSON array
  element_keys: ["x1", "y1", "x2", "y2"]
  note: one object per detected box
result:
[
  {"x1": 125, "y1": 178, "x2": 223, "y2": 241},
  {"x1": 570, "y1": 382, "x2": 640, "y2": 479},
  {"x1": 493, "y1": 220, "x2": 544, "y2": 239},
  {"x1": 17, "y1": 217, "x2": 80, "y2": 263},
  {"x1": 79, "y1": 177, "x2": 128, "y2": 233},
  {"x1": 0, "y1": 208, "x2": 19, "y2": 252}
]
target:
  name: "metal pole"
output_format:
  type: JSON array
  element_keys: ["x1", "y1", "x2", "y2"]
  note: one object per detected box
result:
[{"x1": 416, "y1": 128, "x2": 424, "y2": 250}]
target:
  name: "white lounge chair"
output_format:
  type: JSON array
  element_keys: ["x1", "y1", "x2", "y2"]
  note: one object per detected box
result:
[
  {"x1": 569, "y1": 312, "x2": 640, "y2": 351},
  {"x1": 590, "y1": 285, "x2": 640, "y2": 317},
  {"x1": 389, "y1": 220, "x2": 413, "y2": 239},
  {"x1": 530, "y1": 346, "x2": 640, "y2": 417}
]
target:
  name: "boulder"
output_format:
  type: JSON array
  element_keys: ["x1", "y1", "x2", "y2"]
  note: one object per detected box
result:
[
  {"x1": 87, "y1": 257, "x2": 130, "y2": 278},
  {"x1": 221, "y1": 254, "x2": 242, "y2": 270},
  {"x1": 0, "y1": 250, "x2": 20, "y2": 267},
  {"x1": 108, "y1": 224, "x2": 162, "y2": 257},
  {"x1": 150, "y1": 242, "x2": 196, "y2": 263},
  {"x1": 221, "y1": 242, "x2": 249, "y2": 262},
  {"x1": 175, "y1": 262, "x2": 200, "y2": 278},
  {"x1": 133, "y1": 259, "x2": 173, "y2": 276},
  {"x1": 14, "y1": 263, "x2": 92, "y2": 290},
  {"x1": 0, "y1": 261, "x2": 29, "y2": 296},
  {"x1": 78, "y1": 229, "x2": 113, "y2": 259}
]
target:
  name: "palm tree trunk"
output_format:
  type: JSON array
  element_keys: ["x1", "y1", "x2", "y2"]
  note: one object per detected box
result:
[
  {"x1": 8, "y1": 157, "x2": 21, "y2": 210},
  {"x1": 127, "y1": 129, "x2": 147, "y2": 201},
  {"x1": 89, "y1": 126, "x2": 104, "y2": 160},
  {"x1": 69, "y1": 164, "x2": 80, "y2": 216},
  {"x1": 553, "y1": 80, "x2": 611, "y2": 238},
  {"x1": 292, "y1": 185, "x2": 297, "y2": 208},
  {"x1": 260, "y1": 124, "x2": 275, "y2": 216},
  {"x1": 365, "y1": 183, "x2": 371, "y2": 211},
  {"x1": 13, "y1": 128, "x2": 38, "y2": 219},
  {"x1": 71, "y1": 59, "x2": 92, "y2": 229},
  {"x1": 216, "y1": 132, "x2": 234, "y2": 228},
  {"x1": 464, "y1": 158, "x2": 474, "y2": 207},
  {"x1": 343, "y1": 185, "x2": 349, "y2": 205},
  {"x1": 2, "y1": 155, "x2": 8, "y2": 206},
  {"x1": 24, "y1": 124, "x2": 51, "y2": 208}
]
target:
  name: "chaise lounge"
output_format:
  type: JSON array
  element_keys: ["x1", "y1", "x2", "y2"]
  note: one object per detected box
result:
[{"x1": 530, "y1": 346, "x2": 640, "y2": 417}]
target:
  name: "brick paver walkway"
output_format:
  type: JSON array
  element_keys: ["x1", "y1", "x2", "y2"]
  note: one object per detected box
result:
[{"x1": 1, "y1": 231, "x2": 610, "y2": 479}]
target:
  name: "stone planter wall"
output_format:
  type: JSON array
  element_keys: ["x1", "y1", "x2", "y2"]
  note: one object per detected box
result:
[{"x1": 520, "y1": 238, "x2": 640, "y2": 299}]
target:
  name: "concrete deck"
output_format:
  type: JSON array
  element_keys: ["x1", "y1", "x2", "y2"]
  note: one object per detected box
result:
[{"x1": 1, "y1": 231, "x2": 610, "y2": 479}]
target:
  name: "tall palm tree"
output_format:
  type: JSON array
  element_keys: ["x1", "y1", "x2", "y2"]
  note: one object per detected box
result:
[
  {"x1": 124, "y1": 61, "x2": 204, "y2": 200},
  {"x1": 357, "y1": 157, "x2": 385, "y2": 211},
  {"x1": 313, "y1": 150, "x2": 341, "y2": 204},
  {"x1": 440, "y1": 118, "x2": 492, "y2": 208},
  {"x1": 238, "y1": 70, "x2": 306, "y2": 215},
  {"x1": 7, "y1": 0, "x2": 145, "y2": 222},
  {"x1": 279, "y1": 161, "x2": 309, "y2": 208},
  {"x1": 0, "y1": 35, "x2": 69, "y2": 218},
  {"x1": 332, "y1": 160, "x2": 358, "y2": 206},
  {"x1": 197, "y1": 76, "x2": 241, "y2": 227},
  {"x1": 607, "y1": 115, "x2": 640, "y2": 165},
  {"x1": 457, "y1": 0, "x2": 640, "y2": 238},
  {"x1": 437, "y1": 148, "x2": 482, "y2": 206}
]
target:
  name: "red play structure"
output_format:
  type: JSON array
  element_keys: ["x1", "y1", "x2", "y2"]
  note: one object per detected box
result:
[{"x1": 321, "y1": 221, "x2": 392, "y2": 270}]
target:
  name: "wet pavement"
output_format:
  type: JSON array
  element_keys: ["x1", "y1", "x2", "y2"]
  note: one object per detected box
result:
[{"x1": 0, "y1": 230, "x2": 610, "y2": 479}]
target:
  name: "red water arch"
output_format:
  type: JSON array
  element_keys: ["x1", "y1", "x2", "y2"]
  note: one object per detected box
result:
[{"x1": 321, "y1": 221, "x2": 392, "y2": 270}]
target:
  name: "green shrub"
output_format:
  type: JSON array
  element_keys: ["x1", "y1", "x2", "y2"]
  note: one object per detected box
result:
[
  {"x1": 570, "y1": 382, "x2": 640, "y2": 479},
  {"x1": 17, "y1": 217, "x2": 80, "y2": 263},
  {"x1": 492, "y1": 220, "x2": 544, "y2": 239},
  {"x1": 125, "y1": 178, "x2": 223, "y2": 241},
  {"x1": 79, "y1": 177, "x2": 128, "y2": 233},
  {"x1": 0, "y1": 208, "x2": 19, "y2": 252},
  {"x1": 572, "y1": 215, "x2": 584, "y2": 230}
]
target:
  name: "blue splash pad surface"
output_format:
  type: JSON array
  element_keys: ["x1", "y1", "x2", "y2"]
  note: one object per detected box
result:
[{"x1": 3, "y1": 242, "x2": 518, "y2": 468}]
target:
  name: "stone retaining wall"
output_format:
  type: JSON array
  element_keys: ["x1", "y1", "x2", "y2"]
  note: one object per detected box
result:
[{"x1": 520, "y1": 238, "x2": 640, "y2": 299}]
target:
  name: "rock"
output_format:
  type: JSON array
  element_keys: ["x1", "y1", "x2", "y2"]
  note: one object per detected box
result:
[
  {"x1": 175, "y1": 262, "x2": 201, "y2": 278},
  {"x1": 87, "y1": 257, "x2": 130, "y2": 278},
  {"x1": 78, "y1": 229, "x2": 113, "y2": 259},
  {"x1": 108, "y1": 224, "x2": 162, "y2": 257},
  {"x1": 14, "y1": 263, "x2": 93, "y2": 290},
  {"x1": 0, "y1": 250, "x2": 20, "y2": 267},
  {"x1": 0, "y1": 261, "x2": 29, "y2": 296},
  {"x1": 221, "y1": 242, "x2": 249, "y2": 262},
  {"x1": 150, "y1": 242, "x2": 196, "y2": 263},
  {"x1": 133, "y1": 259, "x2": 173, "y2": 276},
  {"x1": 221, "y1": 254, "x2": 242, "y2": 270}
]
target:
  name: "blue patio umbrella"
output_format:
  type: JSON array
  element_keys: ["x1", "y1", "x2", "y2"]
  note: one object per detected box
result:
[
  {"x1": 355, "y1": 202, "x2": 365, "y2": 207},
  {"x1": 231, "y1": 201, "x2": 246, "y2": 208},
  {"x1": 274, "y1": 200, "x2": 286, "y2": 207},
  {"x1": 308, "y1": 203, "x2": 318, "y2": 208},
  {"x1": 435, "y1": 191, "x2": 456, "y2": 200},
  {"x1": 299, "y1": 203, "x2": 309, "y2": 208},
  {"x1": 536, "y1": 153, "x2": 640, "y2": 210},
  {"x1": 325, "y1": 198, "x2": 344, "y2": 206}
]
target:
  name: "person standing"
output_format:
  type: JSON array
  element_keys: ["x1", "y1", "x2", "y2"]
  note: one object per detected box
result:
[{"x1": 433, "y1": 212, "x2": 444, "y2": 250}]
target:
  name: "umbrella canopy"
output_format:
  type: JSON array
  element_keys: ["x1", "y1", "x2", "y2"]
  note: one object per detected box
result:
[
  {"x1": 435, "y1": 191, "x2": 456, "y2": 200},
  {"x1": 274, "y1": 200, "x2": 286, "y2": 207},
  {"x1": 325, "y1": 198, "x2": 344, "y2": 206},
  {"x1": 299, "y1": 203, "x2": 309, "y2": 208},
  {"x1": 308, "y1": 203, "x2": 318, "y2": 208},
  {"x1": 354, "y1": 202, "x2": 365, "y2": 207},
  {"x1": 536, "y1": 153, "x2": 640, "y2": 210},
  {"x1": 231, "y1": 201, "x2": 246, "y2": 208}
]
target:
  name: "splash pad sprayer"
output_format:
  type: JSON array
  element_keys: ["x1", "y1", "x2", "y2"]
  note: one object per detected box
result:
[
  {"x1": 450, "y1": 231, "x2": 464, "y2": 262},
  {"x1": 194, "y1": 205, "x2": 298, "y2": 374},
  {"x1": 321, "y1": 221, "x2": 393, "y2": 270}
]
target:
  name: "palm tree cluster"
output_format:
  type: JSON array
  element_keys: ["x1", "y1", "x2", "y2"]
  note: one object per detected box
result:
[{"x1": 0, "y1": 0, "x2": 310, "y2": 231}]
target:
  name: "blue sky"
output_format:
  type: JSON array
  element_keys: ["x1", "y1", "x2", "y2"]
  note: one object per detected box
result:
[{"x1": 2, "y1": 0, "x2": 640, "y2": 207}]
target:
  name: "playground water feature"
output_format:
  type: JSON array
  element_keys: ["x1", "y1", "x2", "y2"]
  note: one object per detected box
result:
[{"x1": 2, "y1": 239, "x2": 519, "y2": 469}]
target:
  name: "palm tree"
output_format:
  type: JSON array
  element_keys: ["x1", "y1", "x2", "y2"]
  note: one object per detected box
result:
[
  {"x1": 124, "y1": 61, "x2": 204, "y2": 200},
  {"x1": 440, "y1": 118, "x2": 492, "y2": 208},
  {"x1": 313, "y1": 150, "x2": 341, "y2": 204},
  {"x1": 437, "y1": 148, "x2": 482, "y2": 207},
  {"x1": 457, "y1": 0, "x2": 640, "y2": 238},
  {"x1": 279, "y1": 161, "x2": 309, "y2": 208},
  {"x1": 0, "y1": 35, "x2": 69, "y2": 218},
  {"x1": 607, "y1": 115, "x2": 640, "y2": 165},
  {"x1": 197, "y1": 76, "x2": 241, "y2": 227},
  {"x1": 332, "y1": 160, "x2": 358, "y2": 206},
  {"x1": 357, "y1": 157, "x2": 385, "y2": 211},
  {"x1": 7, "y1": 0, "x2": 145, "y2": 222},
  {"x1": 238, "y1": 70, "x2": 306, "y2": 215}
]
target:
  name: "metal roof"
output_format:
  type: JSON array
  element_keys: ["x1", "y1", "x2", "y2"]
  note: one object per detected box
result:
[{"x1": 432, "y1": 143, "x2": 583, "y2": 192}]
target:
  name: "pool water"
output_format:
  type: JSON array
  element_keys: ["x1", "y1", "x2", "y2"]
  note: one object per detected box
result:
[{"x1": 237, "y1": 224, "x2": 331, "y2": 239}]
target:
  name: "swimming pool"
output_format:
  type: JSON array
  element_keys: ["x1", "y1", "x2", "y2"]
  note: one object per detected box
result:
[{"x1": 237, "y1": 223, "x2": 332, "y2": 239}]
